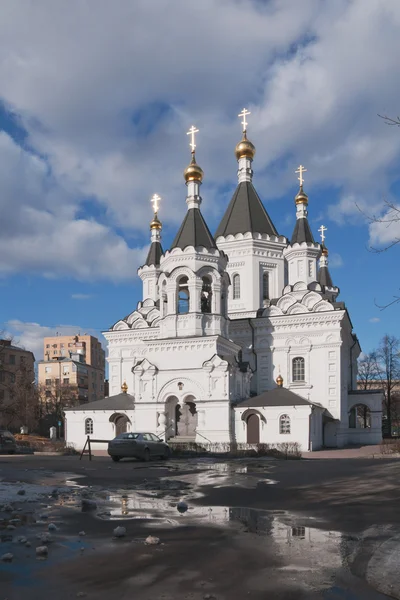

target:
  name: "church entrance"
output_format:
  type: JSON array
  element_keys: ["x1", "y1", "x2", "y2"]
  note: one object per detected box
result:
[
  {"x1": 247, "y1": 414, "x2": 260, "y2": 444},
  {"x1": 110, "y1": 413, "x2": 131, "y2": 437},
  {"x1": 175, "y1": 401, "x2": 198, "y2": 437}
]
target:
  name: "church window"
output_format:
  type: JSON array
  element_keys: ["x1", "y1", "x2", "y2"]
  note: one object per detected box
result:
[
  {"x1": 292, "y1": 357, "x2": 305, "y2": 382},
  {"x1": 85, "y1": 418, "x2": 93, "y2": 435},
  {"x1": 201, "y1": 276, "x2": 212, "y2": 314},
  {"x1": 177, "y1": 276, "x2": 190, "y2": 314},
  {"x1": 279, "y1": 414, "x2": 291, "y2": 434},
  {"x1": 262, "y1": 272, "x2": 269, "y2": 300},
  {"x1": 233, "y1": 274, "x2": 240, "y2": 299}
]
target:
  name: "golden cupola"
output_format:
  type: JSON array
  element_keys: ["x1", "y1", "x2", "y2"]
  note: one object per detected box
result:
[
  {"x1": 150, "y1": 213, "x2": 162, "y2": 230},
  {"x1": 235, "y1": 130, "x2": 256, "y2": 161},
  {"x1": 184, "y1": 152, "x2": 204, "y2": 183},
  {"x1": 295, "y1": 185, "x2": 309, "y2": 205},
  {"x1": 276, "y1": 374, "x2": 284, "y2": 387}
]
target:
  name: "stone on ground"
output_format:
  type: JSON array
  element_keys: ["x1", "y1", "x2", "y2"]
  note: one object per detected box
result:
[
  {"x1": 145, "y1": 535, "x2": 160, "y2": 545},
  {"x1": 36, "y1": 545, "x2": 48, "y2": 557},
  {"x1": 1, "y1": 553, "x2": 14, "y2": 562},
  {"x1": 113, "y1": 526, "x2": 126, "y2": 538}
]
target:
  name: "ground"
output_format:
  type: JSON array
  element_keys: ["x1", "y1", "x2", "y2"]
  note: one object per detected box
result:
[{"x1": 1, "y1": 451, "x2": 400, "y2": 599}]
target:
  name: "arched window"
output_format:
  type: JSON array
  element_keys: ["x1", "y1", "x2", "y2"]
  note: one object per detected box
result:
[
  {"x1": 279, "y1": 414, "x2": 291, "y2": 434},
  {"x1": 349, "y1": 404, "x2": 371, "y2": 429},
  {"x1": 85, "y1": 418, "x2": 93, "y2": 435},
  {"x1": 233, "y1": 274, "x2": 240, "y2": 300},
  {"x1": 262, "y1": 272, "x2": 269, "y2": 301},
  {"x1": 177, "y1": 276, "x2": 190, "y2": 314},
  {"x1": 292, "y1": 357, "x2": 305, "y2": 382},
  {"x1": 201, "y1": 276, "x2": 212, "y2": 314}
]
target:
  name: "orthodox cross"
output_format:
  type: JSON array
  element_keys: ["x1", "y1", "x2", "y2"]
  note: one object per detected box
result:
[
  {"x1": 318, "y1": 225, "x2": 327, "y2": 243},
  {"x1": 187, "y1": 125, "x2": 199, "y2": 153},
  {"x1": 295, "y1": 164, "x2": 307, "y2": 187},
  {"x1": 151, "y1": 193, "x2": 161, "y2": 215},
  {"x1": 238, "y1": 108, "x2": 251, "y2": 132}
]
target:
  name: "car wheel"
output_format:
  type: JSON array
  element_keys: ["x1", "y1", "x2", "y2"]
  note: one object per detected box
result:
[
  {"x1": 143, "y1": 448, "x2": 150, "y2": 462},
  {"x1": 111, "y1": 456, "x2": 121, "y2": 462}
]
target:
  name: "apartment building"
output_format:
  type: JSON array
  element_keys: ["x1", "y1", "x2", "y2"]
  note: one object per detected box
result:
[
  {"x1": 0, "y1": 339, "x2": 35, "y2": 426},
  {"x1": 38, "y1": 334, "x2": 105, "y2": 405}
]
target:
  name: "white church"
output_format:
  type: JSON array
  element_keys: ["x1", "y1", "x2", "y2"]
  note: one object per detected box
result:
[{"x1": 65, "y1": 113, "x2": 383, "y2": 452}]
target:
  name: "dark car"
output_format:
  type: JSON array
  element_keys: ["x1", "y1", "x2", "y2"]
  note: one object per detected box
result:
[
  {"x1": 108, "y1": 432, "x2": 170, "y2": 462},
  {"x1": 0, "y1": 430, "x2": 17, "y2": 454}
]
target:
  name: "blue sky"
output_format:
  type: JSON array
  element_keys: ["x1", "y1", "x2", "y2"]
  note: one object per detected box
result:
[{"x1": 0, "y1": 0, "x2": 400, "y2": 360}]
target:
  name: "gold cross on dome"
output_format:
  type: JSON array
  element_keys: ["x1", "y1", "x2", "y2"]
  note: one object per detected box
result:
[
  {"x1": 295, "y1": 164, "x2": 307, "y2": 187},
  {"x1": 151, "y1": 193, "x2": 161, "y2": 215},
  {"x1": 187, "y1": 125, "x2": 199, "y2": 153},
  {"x1": 318, "y1": 225, "x2": 327, "y2": 243},
  {"x1": 238, "y1": 108, "x2": 251, "y2": 132}
]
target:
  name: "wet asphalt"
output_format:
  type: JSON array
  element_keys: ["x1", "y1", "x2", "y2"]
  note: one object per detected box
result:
[{"x1": 1, "y1": 453, "x2": 400, "y2": 599}]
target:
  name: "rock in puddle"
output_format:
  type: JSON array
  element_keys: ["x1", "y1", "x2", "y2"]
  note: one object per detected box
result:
[
  {"x1": 36, "y1": 545, "x2": 48, "y2": 557},
  {"x1": 17, "y1": 489, "x2": 26, "y2": 496},
  {"x1": 113, "y1": 526, "x2": 126, "y2": 538},
  {"x1": 145, "y1": 535, "x2": 160, "y2": 545},
  {"x1": 36, "y1": 533, "x2": 53, "y2": 543},
  {"x1": 48, "y1": 523, "x2": 58, "y2": 532},
  {"x1": 1, "y1": 553, "x2": 14, "y2": 562},
  {"x1": 78, "y1": 531, "x2": 86, "y2": 536}
]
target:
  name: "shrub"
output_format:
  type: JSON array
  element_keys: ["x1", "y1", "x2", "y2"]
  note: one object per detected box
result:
[{"x1": 380, "y1": 438, "x2": 400, "y2": 454}]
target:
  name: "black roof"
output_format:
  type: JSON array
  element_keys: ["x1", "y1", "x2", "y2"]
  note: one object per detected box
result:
[
  {"x1": 290, "y1": 218, "x2": 315, "y2": 245},
  {"x1": 171, "y1": 208, "x2": 217, "y2": 250},
  {"x1": 238, "y1": 386, "x2": 313, "y2": 408},
  {"x1": 64, "y1": 392, "x2": 134, "y2": 412},
  {"x1": 215, "y1": 182, "x2": 278, "y2": 238},
  {"x1": 145, "y1": 240, "x2": 163, "y2": 267},
  {"x1": 318, "y1": 266, "x2": 333, "y2": 287}
]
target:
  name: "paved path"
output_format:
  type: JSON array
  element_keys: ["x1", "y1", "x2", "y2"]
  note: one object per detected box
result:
[{"x1": 303, "y1": 445, "x2": 383, "y2": 459}]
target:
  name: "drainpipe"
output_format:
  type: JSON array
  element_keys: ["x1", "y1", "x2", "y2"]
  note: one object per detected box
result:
[{"x1": 349, "y1": 337, "x2": 357, "y2": 391}]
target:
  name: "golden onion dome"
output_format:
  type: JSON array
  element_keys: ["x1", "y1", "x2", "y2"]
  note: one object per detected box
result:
[
  {"x1": 276, "y1": 374, "x2": 284, "y2": 387},
  {"x1": 121, "y1": 381, "x2": 128, "y2": 394},
  {"x1": 295, "y1": 185, "x2": 309, "y2": 205},
  {"x1": 150, "y1": 214, "x2": 162, "y2": 230},
  {"x1": 321, "y1": 242, "x2": 329, "y2": 257},
  {"x1": 184, "y1": 153, "x2": 204, "y2": 183},
  {"x1": 235, "y1": 131, "x2": 256, "y2": 161}
]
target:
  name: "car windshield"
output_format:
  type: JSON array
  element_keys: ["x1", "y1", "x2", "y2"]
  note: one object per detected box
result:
[{"x1": 116, "y1": 433, "x2": 139, "y2": 440}]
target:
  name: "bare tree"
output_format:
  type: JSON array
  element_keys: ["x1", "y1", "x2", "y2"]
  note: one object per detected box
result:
[
  {"x1": 358, "y1": 352, "x2": 380, "y2": 390},
  {"x1": 379, "y1": 114, "x2": 400, "y2": 127},
  {"x1": 374, "y1": 335, "x2": 400, "y2": 436}
]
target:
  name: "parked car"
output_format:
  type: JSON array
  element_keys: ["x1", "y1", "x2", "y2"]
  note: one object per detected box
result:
[
  {"x1": 0, "y1": 430, "x2": 17, "y2": 454},
  {"x1": 108, "y1": 432, "x2": 171, "y2": 462}
]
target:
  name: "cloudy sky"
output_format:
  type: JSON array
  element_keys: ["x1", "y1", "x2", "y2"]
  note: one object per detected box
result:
[{"x1": 1, "y1": 0, "x2": 400, "y2": 360}]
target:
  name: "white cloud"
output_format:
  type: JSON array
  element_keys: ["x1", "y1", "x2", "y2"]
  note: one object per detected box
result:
[
  {"x1": 0, "y1": 1, "x2": 400, "y2": 277},
  {"x1": 5, "y1": 319, "x2": 106, "y2": 361},
  {"x1": 71, "y1": 294, "x2": 92, "y2": 300},
  {"x1": 328, "y1": 253, "x2": 343, "y2": 268},
  {"x1": 369, "y1": 317, "x2": 380, "y2": 323},
  {"x1": 369, "y1": 205, "x2": 400, "y2": 248}
]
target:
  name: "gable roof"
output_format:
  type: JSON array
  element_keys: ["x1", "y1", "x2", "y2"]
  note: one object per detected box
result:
[
  {"x1": 215, "y1": 181, "x2": 278, "y2": 238},
  {"x1": 237, "y1": 386, "x2": 313, "y2": 408},
  {"x1": 290, "y1": 218, "x2": 315, "y2": 245},
  {"x1": 64, "y1": 392, "x2": 134, "y2": 412},
  {"x1": 171, "y1": 208, "x2": 217, "y2": 250},
  {"x1": 145, "y1": 240, "x2": 163, "y2": 267}
]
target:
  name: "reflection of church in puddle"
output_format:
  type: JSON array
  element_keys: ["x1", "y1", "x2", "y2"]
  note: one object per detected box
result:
[{"x1": 65, "y1": 112, "x2": 382, "y2": 451}]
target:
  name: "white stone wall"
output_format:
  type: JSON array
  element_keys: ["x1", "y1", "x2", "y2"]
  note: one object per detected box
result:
[
  {"x1": 234, "y1": 404, "x2": 313, "y2": 451},
  {"x1": 65, "y1": 409, "x2": 135, "y2": 451}
]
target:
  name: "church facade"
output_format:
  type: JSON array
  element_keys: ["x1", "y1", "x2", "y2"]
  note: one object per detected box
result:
[{"x1": 65, "y1": 118, "x2": 383, "y2": 452}]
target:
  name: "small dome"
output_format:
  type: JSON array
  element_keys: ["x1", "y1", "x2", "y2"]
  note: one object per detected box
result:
[
  {"x1": 295, "y1": 185, "x2": 308, "y2": 205},
  {"x1": 321, "y1": 242, "x2": 329, "y2": 256},
  {"x1": 235, "y1": 131, "x2": 256, "y2": 161},
  {"x1": 121, "y1": 381, "x2": 128, "y2": 394},
  {"x1": 184, "y1": 153, "x2": 204, "y2": 183},
  {"x1": 276, "y1": 374, "x2": 284, "y2": 387},
  {"x1": 150, "y1": 214, "x2": 162, "y2": 230}
]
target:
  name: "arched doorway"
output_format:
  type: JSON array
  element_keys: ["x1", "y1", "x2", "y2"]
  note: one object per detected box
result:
[
  {"x1": 247, "y1": 414, "x2": 260, "y2": 444},
  {"x1": 176, "y1": 398, "x2": 198, "y2": 437},
  {"x1": 109, "y1": 413, "x2": 131, "y2": 436}
]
